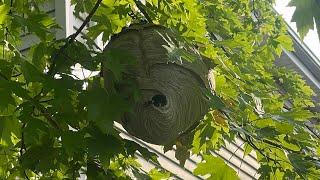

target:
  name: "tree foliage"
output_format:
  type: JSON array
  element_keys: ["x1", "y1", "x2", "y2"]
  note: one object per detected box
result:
[
  {"x1": 0, "y1": 0, "x2": 319, "y2": 179},
  {"x1": 288, "y1": 0, "x2": 320, "y2": 41}
]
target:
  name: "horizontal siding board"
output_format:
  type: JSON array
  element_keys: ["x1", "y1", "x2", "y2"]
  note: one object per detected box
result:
[
  {"x1": 233, "y1": 138, "x2": 259, "y2": 162},
  {"x1": 116, "y1": 121, "x2": 260, "y2": 179},
  {"x1": 216, "y1": 147, "x2": 259, "y2": 178},
  {"x1": 220, "y1": 143, "x2": 259, "y2": 171},
  {"x1": 135, "y1": 152, "x2": 183, "y2": 180},
  {"x1": 211, "y1": 150, "x2": 259, "y2": 180},
  {"x1": 116, "y1": 124, "x2": 200, "y2": 180},
  {"x1": 185, "y1": 145, "x2": 259, "y2": 180},
  {"x1": 19, "y1": 34, "x2": 40, "y2": 52}
]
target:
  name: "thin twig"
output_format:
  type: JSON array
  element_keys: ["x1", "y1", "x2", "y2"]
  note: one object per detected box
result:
[
  {"x1": 9, "y1": 0, "x2": 13, "y2": 14},
  {"x1": 305, "y1": 124, "x2": 320, "y2": 139},
  {"x1": 228, "y1": 141, "x2": 245, "y2": 162},
  {"x1": 68, "y1": 0, "x2": 103, "y2": 45},
  {"x1": 48, "y1": 0, "x2": 103, "y2": 76},
  {"x1": 11, "y1": 73, "x2": 22, "y2": 77},
  {"x1": 5, "y1": 27, "x2": 19, "y2": 48},
  {"x1": 39, "y1": 98, "x2": 54, "y2": 103},
  {"x1": 222, "y1": 109, "x2": 302, "y2": 153}
]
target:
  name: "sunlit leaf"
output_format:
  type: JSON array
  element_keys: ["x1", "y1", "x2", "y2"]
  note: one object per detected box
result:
[{"x1": 194, "y1": 155, "x2": 239, "y2": 180}]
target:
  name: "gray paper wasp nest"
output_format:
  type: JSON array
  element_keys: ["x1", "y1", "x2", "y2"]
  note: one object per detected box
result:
[{"x1": 104, "y1": 24, "x2": 213, "y2": 145}]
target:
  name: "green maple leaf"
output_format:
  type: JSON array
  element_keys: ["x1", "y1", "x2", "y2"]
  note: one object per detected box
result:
[
  {"x1": 0, "y1": 79, "x2": 17, "y2": 110},
  {"x1": 0, "y1": 4, "x2": 9, "y2": 25},
  {"x1": 194, "y1": 155, "x2": 239, "y2": 180},
  {"x1": 0, "y1": 59, "x2": 13, "y2": 79},
  {"x1": 23, "y1": 117, "x2": 50, "y2": 146},
  {"x1": 87, "y1": 132, "x2": 124, "y2": 165},
  {"x1": 21, "y1": 60, "x2": 47, "y2": 83},
  {"x1": 0, "y1": 116, "x2": 20, "y2": 147},
  {"x1": 82, "y1": 79, "x2": 131, "y2": 134},
  {"x1": 103, "y1": 48, "x2": 137, "y2": 82},
  {"x1": 0, "y1": 89, "x2": 15, "y2": 110},
  {"x1": 288, "y1": 0, "x2": 320, "y2": 40},
  {"x1": 61, "y1": 131, "x2": 85, "y2": 156},
  {"x1": 148, "y1": 168, "x2": 171, "y2": 180}
]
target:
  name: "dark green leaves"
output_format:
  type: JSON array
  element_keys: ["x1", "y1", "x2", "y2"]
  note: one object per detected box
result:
[
  {"x1": 21, "y1": 60, "x2": 47, "y2": 83},
  {"x1": 61, "y1": 131, "x2": 85, "y2": 156},
  {"x1": 23, "y1": 117, "x2": 50, "y2": 146},
  {"x1": 0, "y1": 59, "x2": 13, "y2": 79},
  {"x1": 288, "y1": 153, "x2": 319, "y2": 177},
  {"x1": 80, "y1": 79, "x2": 130, "y2": 133},
  {"x1": 103, "y1": 48, "x2": 137, "y2": 82},
  {"x1": 0, "y1": 82, "x2": 15, "y2": 109},
  {"x1": 86, "y1": 130, "x2": 124, "y2": 165},
  {"x1": 208, "y1": 94, "x2": 226, "y2": 110},
  {"x1": 20, "y1": 142, "x2": 59, "y2": 173},
  {"x1": 124, "y1": 140, "x2": 158, "y2": 163},
  {"x1": 56, "y1": 41, "x2": 99, "y2": 72},
  {"x1": 31, "y1": 42, "x2": 51, "y2": 72},
  {"x1": 288, "y1": 0, "x2": 320, "y2": 40},
  {"x1": 256, "y1": 127, "x2": 280, "y2": 138}
]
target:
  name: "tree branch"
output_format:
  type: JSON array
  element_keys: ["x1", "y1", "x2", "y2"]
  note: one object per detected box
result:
[
  {"x1": 69, "y1": 0, "x2": 103, "y2": 45},
  {"x1": 133, "y1": 0, "x2": 152, "y2": 23},
  {"x1": 48, "y1": 0, "x2": 103, "y2": 76}
]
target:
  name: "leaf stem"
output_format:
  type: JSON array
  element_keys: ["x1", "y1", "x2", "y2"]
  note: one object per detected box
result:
[{"x1": 20, "y1": 123, "x2": 30, "y2": 180}]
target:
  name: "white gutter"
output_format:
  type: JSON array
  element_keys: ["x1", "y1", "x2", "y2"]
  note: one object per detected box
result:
[{"x1": 283, "y1": 49, "x2": 320, "y2": 90}]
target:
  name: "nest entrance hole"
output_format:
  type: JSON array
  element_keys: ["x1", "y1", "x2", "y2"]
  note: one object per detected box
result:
[
  {"x1": 152, "y1": 94, "x2": 167, "y2": 107},
  {"x1": 144, "y1": 94, "x2": 167, "y2": 108}
]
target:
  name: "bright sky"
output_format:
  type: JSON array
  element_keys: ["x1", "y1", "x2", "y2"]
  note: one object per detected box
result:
[{"x1": 274, "y1": 0, "x2": 320, "y2": 59}]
